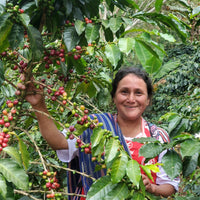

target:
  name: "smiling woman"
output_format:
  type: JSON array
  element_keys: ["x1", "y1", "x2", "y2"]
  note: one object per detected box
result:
[{"x1": 20, "y1": 66, "x2": 180, "y2": 199}]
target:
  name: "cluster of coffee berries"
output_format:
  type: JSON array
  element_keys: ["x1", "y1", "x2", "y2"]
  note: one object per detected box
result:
[
  {"x1": 0, "y1": 99, "x2": 18, "y2": 151},
  {"x1": 46, "y1": 86, "x2": 68, "y2": 104},
  {"x1": 77, "y1": 140, "x2": 92, "y2": 154},
  {"x1": 84, "y1": 17, "x2": 93, "y2": 24},
  {"x1": 43, "y1": 48, "x2": 66, "y2": 69},
  {"x1": 40, "y1": 170, "x2": 62, "y2": 199},
  {"x1": 65, "y1": 20, "x2": 74, "y2": 26},
  {"x1": 6, "y1": 3, "x2": 24, "y2": 14},
  {"x1": 71, "y1": 45, "x2": 85, "y2": 60}
]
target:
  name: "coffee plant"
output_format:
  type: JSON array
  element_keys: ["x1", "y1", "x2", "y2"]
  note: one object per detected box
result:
[{"x1": 0, "y1": 0, "x2": 199, "y2": 199}]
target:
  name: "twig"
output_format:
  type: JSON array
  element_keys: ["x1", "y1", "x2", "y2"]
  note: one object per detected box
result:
[
  {"x1": 13, "y1": 127, "x2": 47, "y2": 171},
  {"x1": 30, "y1": 161, "x2": 96, "y2": 181},
  {"x1": 14, "y1": 190, "x2": 42, "y2": 200}
]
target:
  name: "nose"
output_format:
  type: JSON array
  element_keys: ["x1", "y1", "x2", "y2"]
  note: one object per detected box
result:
[{"x1": 127, "y1": 93, "x2": 136, "y2": 102}]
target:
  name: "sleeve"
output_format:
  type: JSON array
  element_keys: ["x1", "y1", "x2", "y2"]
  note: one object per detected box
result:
[
  {"x1": 56, "y1": 130, "x2": 79, "y2": 163},
  {"x1": 156, "y1": 150, "x2": 180, "y2": 191}
]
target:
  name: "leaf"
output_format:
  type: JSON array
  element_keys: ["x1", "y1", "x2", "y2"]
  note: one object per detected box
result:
[
  {"x1": 104, "y1": 182, "x2": 129, "y2": 200},
  {"x1": 85, "y1": 23, "x2": 100, "y2": 44},
  {"x1": 75, "y1": 19, "x2": 85, "y2": 35},
  {"x1": 105, "y1": 44, "x2": 121, "y2": 68},
  {"x1": 109, "y1": 17, "x2": 122, "y2": 33},
  {"x1": 140, "y1": 165, "x2": 153, "y2": 181},
  {"x1": 190, "y1": 6, "x2": 200, "y2": 19},
  {"x1": 162, "y1": 150, "x2": 182, "y2": 180},
  {"x1": 154, "y1": 60, "x2": 180, "y2": 79},
  {"x1": 105, "y1": 138, "x2": 120, "y2": 165},
  {"x1": 92, "y1": 137, "x2": 105, "y2": 157},
  {"x1": 182, "y1": 153, "x2": 199, "y2": 177},
  {"x1": 0, "y1": 159, "x2": 29, "y2": 190},
  {"x1": 118, "y1": 37, "x2": 135, "y2": 55},
  {"x1": 86, "y1": 176, "x2": 117, "y2": 200},
  {"x1": 168, "y1": 115, "x2": 182, "y2": 134},
  {"x1": 135, "y1": 39, "x2": 161, "y2": 73},
  {"x1": 155, "y1": 0, "x2": 163, "y2": 13},
  {"x1": 0, "y1": 174, "x2": 7, "y2": 199},
  {"x1": 130, "y1": 192, "x2": 145, "y2": 200},
  {"x1": 18, "y1": 13, "x2": 30, "y2": 27},
  {"x1": 132, "y1": 137, "x2": 158, "y2": 144},
  {"x1": 87, "y1": 82, "x2": 97, "y2": 98},
  {"x1": 111, "y1": 151, "x2": 128, "y2": 183},
  {"x1": 8, "y1": 24, "x2": 24, "y2": 50},
  {"x1": 18, "y1": 137, "x2": 30, "y2": 171},
  {"x1": 139, "y1": 143, "x2": 164, "y2": 159},
  {"x1": 63, "y1": 26, "x2": 80, "y2": 51},
  {"x1": 27, "y1": 25, "x2": 44, "y2": 61},
  {"x1": 180, "y1": 139, "x2": 200, "y2": 159},
  {"x1": 70, "y1": 57, "x2": 87, "y2": 74},
  {"x1": 91, "y1": 127, "x2": 105, "y2": 149},
  {"x1": 126, "y1": 159, "x2": 141, "y2": 188},
  {"x1": 0, "y1": 60, "x2": 5, "y2": 86},
  {"x1": 0, "y1": 13, "x2": 13, "y2": 51},
  {"x1": 3, "y1": 146, "x2": 22, "y2": 167},
  {"x1": 145, "y1": 56, "x2": 162, "y2": 74}
]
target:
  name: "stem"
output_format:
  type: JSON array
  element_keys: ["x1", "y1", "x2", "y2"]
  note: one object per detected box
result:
[
  {"x1": 31, "y1": 161, "x2": 96, "y2": 181},
  {"x1": 13, "y1": 127, "x2": 47, "y2": 171},
  {"x1": 14, "y1": 190, "x2": 42, "y2": 200}
]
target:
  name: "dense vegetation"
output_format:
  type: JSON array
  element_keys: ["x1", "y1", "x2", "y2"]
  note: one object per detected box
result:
[{"x1": 0, "y1": 0, "x2": 199, "y2": 199}]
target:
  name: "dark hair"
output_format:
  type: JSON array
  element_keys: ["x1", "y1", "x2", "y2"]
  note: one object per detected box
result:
[{"x1": 111, "y1": 67, "x2": 153, "y2": 100}]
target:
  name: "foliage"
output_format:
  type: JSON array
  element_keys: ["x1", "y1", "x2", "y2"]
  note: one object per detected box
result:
[{"x1": 0, "y1": 0, "x2": 199, "y2": 199}]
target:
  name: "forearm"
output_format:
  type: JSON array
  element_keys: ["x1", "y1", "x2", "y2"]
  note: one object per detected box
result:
[
  {"x1": 32, "y1": 102, "x2": 68, "y2": 150},
  {"x1": 148, "y1": 183, "x2": 175, "y2": 197}
]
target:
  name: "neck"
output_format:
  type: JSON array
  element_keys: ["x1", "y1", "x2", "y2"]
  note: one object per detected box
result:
[{"x1": 117, "y1": 116, "x2": 143, "y2": 138}]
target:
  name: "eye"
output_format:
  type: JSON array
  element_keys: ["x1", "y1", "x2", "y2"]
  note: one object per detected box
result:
[
  {"x1": 121, "y1": 89, "x2": 128, "y2": 94},
  {"x1": 135, "y1": 90, "x2": 142, "y2": 95}
]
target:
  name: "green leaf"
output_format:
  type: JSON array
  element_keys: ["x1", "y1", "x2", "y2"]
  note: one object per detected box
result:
[
  {"x1": 130, "y1": 192, "x2": 145, "y2": 200},
  {"x1": 86, "y1": 176, "x2": 117, "y2": 200},
  {"x1": 0, "y1": 174, "x2": 7, "y2": 199},
  {"x1": 162, "y1": 150, "x2": 182, "y2": 180},
  {"x1": 132, "y1": 137, "x2": 158, "y2": 143},
  {"x1": 92, "y1": 137, "x2": 105, "y2": 157},
  {"x1": 0, "y1": 13, "x2": 13, "y2": 51},
  {"x1": 0, "y1": 159, "x2": 29, "y2": 190},
  {"x1": 104, "y1": 182, "x2": 129, "y2": 200},
  {"x1": 154, "y1": 60, "x2": 180, "y2": 79},
  {"x1": 116, "y1": 0, "x2": 139, "y2": 10},
  {"x1": 63, "y1": 26, "x2": 80, "y2": 51},
  {"x1": 105, "y1": 138, "x2": 120, "y2": 165},
  {"x1": 180, "y1": 139, "x2": 200, "y2": 159},
  {"x1": 75, "y1": 20, "x2": 85, "y2": 35},
  {"x1": 190, "y1": 6, "x2": 200, "y2": 19},
  {"x1": 139, "y1": 143, "x2": 164, "y2": 159},
  {"x1": 109, "y1": 17, "x2": 122, "y2": 33},
  {"x1": 168, "y1": 115, "x2": 182, "y2": 134},
  {"x1": 18, "y1": 137, "x2": 30, "y2": 171},
  {"x1": 155, "y1": 0, "x2": 163, "y2": 13},
  {"x1": 126, "y1": 159, "x2": 141, "y2": 188},
  {"x1": 91, "y1": 127, "x2": 105, "y2": 149},
  {"x1": 85, "y1": 23, "x2": 100, "y2": 43},
  {"x1": 159, "y1": 33, "x2": 176, "y2": 42},
  {"x1": 27, "y1": 25, "x2": 44, "y2": 61},
  {"x1": 18, "y1": 13, "x2": 30, "y2": 27},
  {"x1": 71, "y1": 57, "x2": 87, "y2": 74},
  {"x1": 87, "y1": 82, "x2": 97, "y2": 98},
  {"x1": 105, "y1": 44, "x2": 121, "y2": 68},
  {"x1": 0, "y1": 60, "x2": 5, "y2": 86},
  {"x1": 8, "y1": 24, "x2": 24, "y2": 50},
  {"x1": 182, "y1": 153, "x2": 199, "y2": 177},
  {"x1": 111, "y1": 151, "x2": 128, "y2": 183},
  {"x1": 118, "y1": 37, "x2": 135, "y2": 55},
  {"x1": 140, "y1": 165, "x2": 153, "y2": 181},
  {"x1": 3, "y1": 147, "x2": 22, "y2": 167},
  {"x1": 145, "y1": 56, "x2": 162, "y2": 74},
  {"x1": 60, "y1": 61, "x2": 67, "y2": 77}
]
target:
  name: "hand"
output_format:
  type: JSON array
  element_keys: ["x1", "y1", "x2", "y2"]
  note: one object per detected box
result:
[
  {"x1": 142, "y1": 174, "x2": 155, "y2": 194},
  {"x1": 17, "y1": 74, "x2": 45, "y2": 108}
]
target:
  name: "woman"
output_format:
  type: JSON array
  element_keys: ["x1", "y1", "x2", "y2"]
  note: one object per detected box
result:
[{"x1": 19, "y1": 67, "x2": 179, "y2": 199}]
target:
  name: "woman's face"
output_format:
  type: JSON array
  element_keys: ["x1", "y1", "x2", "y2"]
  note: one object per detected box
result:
[{"x1": 113, "y1": 74, "x2": 150, "y2": 122}]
